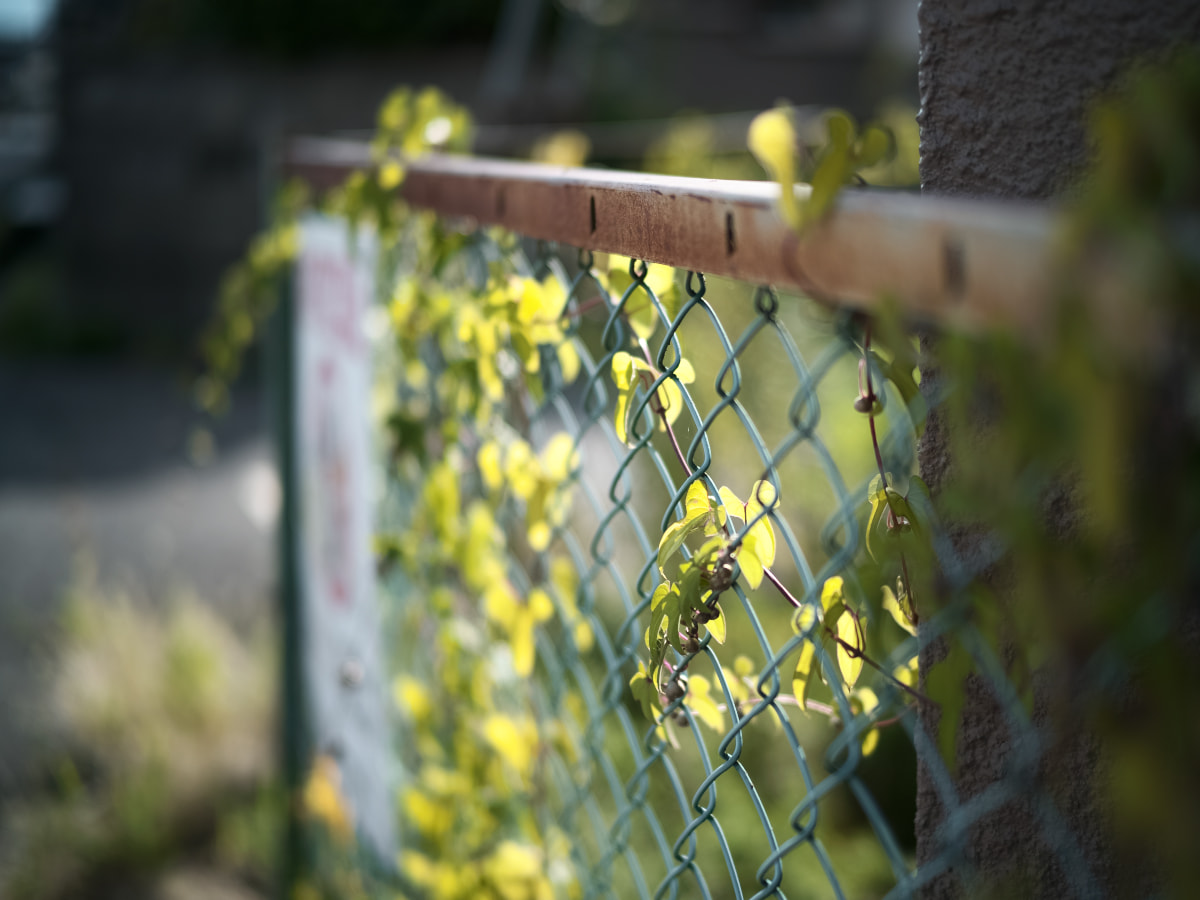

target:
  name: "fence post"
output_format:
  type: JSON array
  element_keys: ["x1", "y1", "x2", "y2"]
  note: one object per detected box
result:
[
  {"x1": 914, "y1": 2, "x2": 1200, "y2": 896},
  {"x1": 271, "y1": 270, "x2": 309, "y2": 898}
]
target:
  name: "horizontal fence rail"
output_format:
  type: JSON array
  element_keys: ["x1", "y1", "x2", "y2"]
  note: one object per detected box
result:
[{"x1": 284, "y1": 137, "x2": 1059, "y2": 336}]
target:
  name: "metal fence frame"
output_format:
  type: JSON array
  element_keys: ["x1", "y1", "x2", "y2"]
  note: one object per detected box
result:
[{"x1": 278, "y1": 143, "x2": 1101, "y2": 900}]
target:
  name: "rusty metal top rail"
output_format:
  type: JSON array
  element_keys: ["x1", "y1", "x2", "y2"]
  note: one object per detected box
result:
[{"x1": 284, "y1": 136, "x2": 1060, "y2": 336}]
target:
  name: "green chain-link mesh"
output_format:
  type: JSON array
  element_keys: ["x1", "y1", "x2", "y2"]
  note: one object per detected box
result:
[{"x1": 373, "y1": 226, "x2": 1100, "y2": 900}]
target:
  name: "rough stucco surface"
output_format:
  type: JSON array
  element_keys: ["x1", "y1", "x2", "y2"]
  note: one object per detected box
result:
[
  {"x1": 918, "y1": 0, "x2": 1200, "y2": 200},
  {"x1": 915, "y1": 1, "x2": 1200, "y2": 896}
]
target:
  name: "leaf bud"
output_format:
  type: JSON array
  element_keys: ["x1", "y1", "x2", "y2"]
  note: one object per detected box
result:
[{"x1": 664, "y1": 677, "x2": 687, "y2": 702}]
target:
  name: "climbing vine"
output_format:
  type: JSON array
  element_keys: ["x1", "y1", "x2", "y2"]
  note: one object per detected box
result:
[{"x1": 207, "y1": 49, "x2": 1200, "y2": 900}]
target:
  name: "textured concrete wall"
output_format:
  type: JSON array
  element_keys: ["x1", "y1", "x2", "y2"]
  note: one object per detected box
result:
[
  {"x1": 918, "y1": 0, "x2": 1200, "y2": 200},
  {"x1": 915, "y1": 1, "x2": 1200, "y2": 896}
]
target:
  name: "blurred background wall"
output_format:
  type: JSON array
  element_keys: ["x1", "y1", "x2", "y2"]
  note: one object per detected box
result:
[{"x1": 42, "y1": 0, "x2": 918, "y2": 345}]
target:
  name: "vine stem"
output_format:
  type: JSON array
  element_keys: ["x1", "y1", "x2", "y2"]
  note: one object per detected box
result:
[
  {"x1": 863, "y1": 322, "x2": 889, "y2": 483},
  {"x1": 637, "y1": 337, "x2": 693, "y2": 476},
  {"x1": 861, "y1": 320, "x2": 919, "y2": 624},
  {"x1": 725, "y1": 686, "x2": 915, "y2": 731},
  {"x1": 872, "y1": 707, "x2": 917, "y2": 729},
  {"x1": 827, "y1": 631, "x2": 932, "y2": 707},
  {"x1": 561, "y1": 293, "x2": 611, "y2": 320},
  {"x1": 762, "y1": 565, "x2": 932, "y2": 707}
]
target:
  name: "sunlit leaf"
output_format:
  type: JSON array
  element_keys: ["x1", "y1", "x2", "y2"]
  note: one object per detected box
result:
[
  {"x1": 573, "y1": 619, "x2": 594, "y2": 653},
  {"x1": 483, "y1": 714, "x2": 537, "y2": 777},
  {"x1": 528, "y1": 587, "x2": 555, "y2": 622},
  {"x1": 657, "y1": 513, "x2": 710, "y2": 574},
  {"x1": 737, "y1": 541, "x2": 766, "y2": 589},
  {"x1": 557, "y1": 340, "x2": 581, "y2": 383},
  {"x1": 611, "y1": 351, "x2": 646, "y2": 445},
  {"x1": 792, "y1": 606, "x2": 819, "y2": 714},
  {"x1": 852, "y1": 687, "x2": 881, "y2": 755},
  {"x1": 725, "y1": 659, "x2": 751, "y2": 705},
  {"x1": 478, "y1": 440, "x2": 504, "y2": 491},
  {"x1": 893, "y1": 654, "x2": 918, "y2": 688},
  {"x1": 718, "y1": 486, "x2": 743, "y2": 522},
  {"x1": 504, "y1": 440, "x2": 538, "y2": 500},
  {"x1": 630, "y1": 664, "x2": 660, "y2": 721},
  {"x1": 484, "y1": 582, "x2": 520, "y2": 630},
  {"x1": 882, "y1": 583, "x2": 917, "y2": 636},
  {"x1": 865, "y1": 482, "x2": 888, "y2": 562},
  {"x1": 540, "y1": 432, "x2": 580, "y2": 483},
  {"x1": 705, "y1": 605, "x2": 727, "y2": 644},
  {"x1": 647, "y1": 583, "x2": 673, "y2": 646},
  {"x1": 820, "y1": 575, "x2": 845, "y2": 613},
  {"x1": 685, "y1": 480, "x2": 712, "y2": 518},
  {"x1": 664, "y1": 588, "x2": 684, "y2": 654},
  {"x1": 511, "y1": 608, "x2": 536, "y2": 676},
  {"x1": 527, "y1": 521, "x2": 551, "y2": 552},
  {"x1": 748, "y1": 107, "x2": 800, "y2": 229},
  {"x1": 687, "y1": 674, "x2": 725, "y2": 731},
  {"x1": 835, "y1": 608, "x2": 864, "y2": 689}
]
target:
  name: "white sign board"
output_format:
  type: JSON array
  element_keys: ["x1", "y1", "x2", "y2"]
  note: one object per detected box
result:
[{"x1": 295, "y1": 213, "x2": 395, "y2": 859}]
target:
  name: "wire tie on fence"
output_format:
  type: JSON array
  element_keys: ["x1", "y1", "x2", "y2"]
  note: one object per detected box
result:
[{"x1": 754, "y1": 286, "x2": 779, "y2": 320}]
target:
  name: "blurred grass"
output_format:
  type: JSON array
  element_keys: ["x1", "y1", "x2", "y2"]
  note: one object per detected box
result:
[{"x1": 0, "y1": 555, "x2": 281, "y2": 900}]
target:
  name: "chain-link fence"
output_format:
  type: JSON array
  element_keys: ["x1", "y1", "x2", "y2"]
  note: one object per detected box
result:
[{"x1": 355, "y1": 215, "x2": 1102, "y2": 900}]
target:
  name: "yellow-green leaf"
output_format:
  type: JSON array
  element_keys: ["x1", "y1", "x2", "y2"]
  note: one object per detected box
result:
[
  {"x1": 705, "y1": 605, "x2": 727, "y2": 644},
  {"x1": 865, "y1": 483, "x2": 888, "y2": 562},
  {"x1": 687, "y1": 674, "x2": 725, "y2": 731},
  {"x1": 664, "y1": 588, "x2": 685, "y2": 654},
  {"x1": 611, "y1": 352, "x2": 638, "y2": 444},
  {"x1": 478, "y1": 440, "x2": 504, "y2": 492},
  {"x1": 628, "y1": 300, "x2": 658, "y2": 341},
  {"x1": 882, "y1": 583, "x2": 917, "y2": 636},
  {"x1": 528, "y1": 587, "x2": 555, "y2": 622},
  {"x1": 557, "y1": 340, "x2": 581, "y2": 383},
  {"x1": 835, "y1": 609, "x2": 863, "y2": 689},
  {"x1": 483, "y1": 714, "x2": 537, "y2": 777},
  {"x1": 737, "y1": 544, "x2": 765, "y2": 589},
  {"x1": 820, "y1": 576, "x2": 845, "y2": 613},
  {"x1": 792, "y1": 606, "x2": 818, "y2": 714},
  {"x1": 684, "y1": 480, "x2": 711, "y2": 517},
  {"x1": 893, "y1": 654, "x2": 918, "y2": 688},
  {"x1": 718, "y1": 485, "x2": 743, "y2": 523},
  {"x1": 852, "y1": 687, "x2": 881, "y2": 755},
  {"x1": 746, "y1": 479, "x2": 778, "y2": 516},
  {"x1": 511, "y1": 608, "x2": 536, "y2": 677},
  {"x1": 672, "y1": 357, "x2": 696, "y2": 385},
  {"x1": 748, "y1": 107, "x2": 800, "y2": 229},
  {"x1": 657, "y1": 502, "x2": 711, "y2": 574},
  {"x1": 647, "y1": 583, "x2": 672, "y2": 646},
  {"x1": 630, "y1": 664, "x2": 660, "y2": 721}
]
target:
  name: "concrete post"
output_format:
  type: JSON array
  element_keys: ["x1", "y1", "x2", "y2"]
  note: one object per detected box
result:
[{"x1": 915, "y1": 1, "x2": 1200, "y2": 896}]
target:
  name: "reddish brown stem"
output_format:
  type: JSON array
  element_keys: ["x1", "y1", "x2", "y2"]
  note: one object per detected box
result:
[
  {"x1": 872, "y1": 707, "x2": 917, "y2": 729},
  {"x1": 761, "y1": 563, "x2": 931, "y2": 706},
  {"x1": 827, "y1": 631, "x2": 932, "y2": 707},
  {"x1": 861, "y1": 320, "x2": 918, "y2": 619},
  {"x1": 636, "y1": 338, "x2": 693, "y2": 476},
  {"x1": 561, "y1": 294, "x2": 611, "y2": 320}
]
